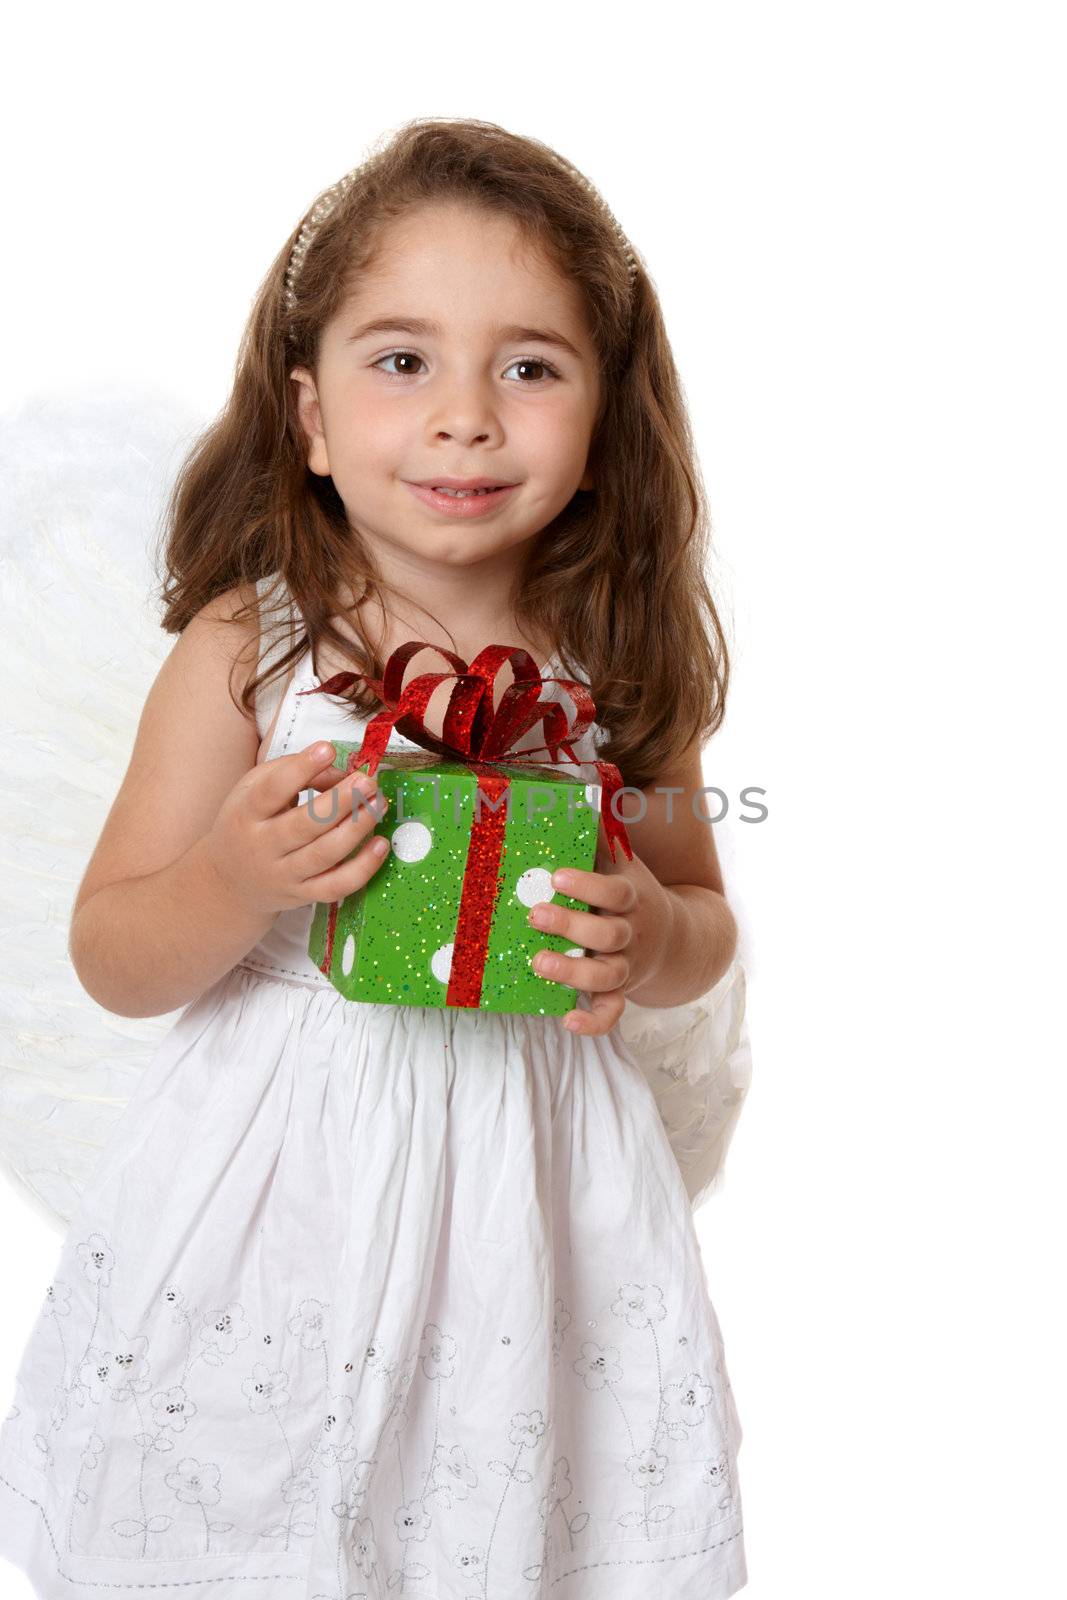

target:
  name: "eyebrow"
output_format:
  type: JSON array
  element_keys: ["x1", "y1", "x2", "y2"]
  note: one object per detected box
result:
[{"x1": 345, "y1": 316, "x2": 584, "y2": 361}]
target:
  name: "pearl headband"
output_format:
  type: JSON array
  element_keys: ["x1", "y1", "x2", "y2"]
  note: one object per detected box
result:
[{"x1": 282, "y1": 151, "x2": 638, "y2": 339}]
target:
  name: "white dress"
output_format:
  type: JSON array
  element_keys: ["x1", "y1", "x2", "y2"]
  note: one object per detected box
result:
[{"x1": 0, "y1": 570, "x2": 749, "y2": 1599}]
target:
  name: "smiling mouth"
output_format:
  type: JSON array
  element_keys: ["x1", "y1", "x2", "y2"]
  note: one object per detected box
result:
[
  {"x1": 436, "y1": 487, "x2": 500, "y2": 498},
  {"x1": 404, "y1": 482, "x2": 519, "y2": 517}
]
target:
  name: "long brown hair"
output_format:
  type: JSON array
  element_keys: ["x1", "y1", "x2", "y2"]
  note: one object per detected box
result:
[{"x1": 157, "y1": 116, "x2": 731, "y2": 789}]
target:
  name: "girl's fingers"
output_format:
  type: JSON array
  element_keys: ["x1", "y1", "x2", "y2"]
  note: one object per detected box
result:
[
  {"x1": 268, "y1": 763, "x2": 381, "y2": 856},
  {"x1": 531, "y1": 949, "x2": 630, "y2": 993},
  {"x1": 293, "y1": 770, "x2": 381, "y2": 847},
  {"x1": 528, "y1": 902, "x2": 630, "y2": 953},
  {"x1": 300, "y1": 826, "x2": 392, "y2": 904},
  {"x1": 550, "y1": 864, "x2": 637, "y2": 914},
  {"x1": 563, "y1": 987, "x2": 627, "y2": 1036},
  {"x1": 256, "y1": 745, "x2": 390, "y2": 899},
  {"x1": 306, "y1": 760, "x2": 353, "y2": 792},
  {"x1": 289, "y1": 778, "x2": 390, "y2": 880},
  {"x1": 251, "y1": 741, "x2": 350, "y2": 821}
]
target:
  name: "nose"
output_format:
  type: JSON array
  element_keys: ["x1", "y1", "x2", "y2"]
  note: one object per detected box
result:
[
  {"x1": 436, "y1": 425, "x2": 492, "y2": 444},
  {"x1": 427, "y1": 371, "x2": 504, "y2": 447}
]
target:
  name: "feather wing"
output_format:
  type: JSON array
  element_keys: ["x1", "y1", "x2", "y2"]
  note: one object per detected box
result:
[
  {"x1": 0, "y1": 387, "x2": 202, "y2": 1234},
  {"x1": 617, "y1": 960, "x2": 752, "y2": 1213}
]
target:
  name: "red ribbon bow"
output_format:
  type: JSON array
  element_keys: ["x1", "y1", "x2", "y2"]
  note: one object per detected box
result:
[
  {"x1": 299, "y1": 640, "x2": 634, "y2": 863},
  {"x1": 298, "y1": 641, "x2": 634, "y2": 1009}
]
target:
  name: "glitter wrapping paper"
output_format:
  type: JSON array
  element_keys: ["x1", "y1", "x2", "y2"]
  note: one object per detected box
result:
[{"x1": 308, "y1": 747, "x2": 599, "y2": 1014}]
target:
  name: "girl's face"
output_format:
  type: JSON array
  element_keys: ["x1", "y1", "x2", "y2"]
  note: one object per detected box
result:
[{"x1": 290, "y1": 201, "x2": 601, "y2": 574}]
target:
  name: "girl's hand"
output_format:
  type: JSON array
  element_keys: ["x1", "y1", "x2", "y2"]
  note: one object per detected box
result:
[
  {"x1": 203, "y1": 741, "x2": 391, "y2": 919},
  {"x1": 526, "y1": 821, "x2": 672, "y2": 1036}
]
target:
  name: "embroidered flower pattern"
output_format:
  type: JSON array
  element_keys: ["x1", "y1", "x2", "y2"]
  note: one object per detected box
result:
[
  {"x1": 561, "y1": 1279, "x2": 737, "y2": 1544},
  {"x1": 0, "y1": 1234, "x2": 739, "y2": 1591},
  {"x1": 552, "y1": 1296, "x2": 571, "y2": 1359}
]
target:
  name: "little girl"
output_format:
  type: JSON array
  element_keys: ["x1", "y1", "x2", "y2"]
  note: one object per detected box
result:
[{"x1": 0, "y1": 118, "x2": 749, "y2": 1599}]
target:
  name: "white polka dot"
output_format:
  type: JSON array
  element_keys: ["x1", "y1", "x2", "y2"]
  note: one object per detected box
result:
[
  {"x1": 564, "y1": 946, "x2": 584, "y2": 959},
  {"x1": 516, "y1": 867, "x2": 556, "y2": 908},
  {"x1": 341, "y1": 933, "x2": 356, "y2": 976},
  {"x1": 431, "y1": 943, "x2": 454, "y2": 983},
  {"x1": 391, "y1": 820, "x2": 432, "y2": 862}
]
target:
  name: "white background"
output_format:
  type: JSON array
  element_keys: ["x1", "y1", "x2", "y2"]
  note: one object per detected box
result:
[{"x1": 2, "y1": 2, "x2": 1064, "y2": 1595}]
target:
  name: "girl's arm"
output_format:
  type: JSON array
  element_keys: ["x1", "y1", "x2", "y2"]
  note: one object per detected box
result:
[
  {"x1": 67, "y1": 586, "x2": 273, "y2": 1016},
  {"x1": 615, "y1": 738, "x2": 739, "y2": 1007},
  {"x1": 71, "y1": 586, "x2": 388, "y2": 1020}
]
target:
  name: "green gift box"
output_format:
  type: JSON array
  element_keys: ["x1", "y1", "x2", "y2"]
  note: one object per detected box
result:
[
  {"x1": 299, "y1": 638, "x2": 634, "y2": 1017},
  {"x1": 308, "y1": 746, "x2": 601, "y2": 1014}
]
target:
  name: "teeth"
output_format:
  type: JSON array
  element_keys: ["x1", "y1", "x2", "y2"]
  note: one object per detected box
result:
[{"x1": 434, "y1": 486, "x2": 498, "y2": 497}]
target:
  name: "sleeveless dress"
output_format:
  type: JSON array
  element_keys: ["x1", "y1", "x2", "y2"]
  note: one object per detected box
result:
[{"x1": 0, "y1": 579, "x2": 747, "y2": 1600}]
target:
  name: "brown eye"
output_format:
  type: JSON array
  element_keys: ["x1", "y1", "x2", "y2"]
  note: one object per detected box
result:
[
  {"x1": 374, "y1": 351, "x2": 426, "y2": 379},
  {"x1": 504, "y1": 357, "x2": 561, "y2": 383}
]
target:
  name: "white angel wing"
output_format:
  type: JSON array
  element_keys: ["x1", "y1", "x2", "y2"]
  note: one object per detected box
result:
[
  {"x1": 617, "y1": 958, "x2": 752, "y2": 1213},
  {"x1": 0, "y1": 387, "x2": 202, "y2": 1236}
]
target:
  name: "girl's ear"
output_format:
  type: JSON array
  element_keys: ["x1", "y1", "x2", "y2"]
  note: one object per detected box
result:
[{"x1": 290, "y1": 367, "x2": 331, "y2": 476}]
